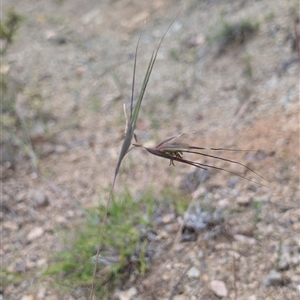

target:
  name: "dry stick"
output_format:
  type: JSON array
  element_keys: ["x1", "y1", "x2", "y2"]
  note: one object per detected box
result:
[
  {"x1": 166, "y1": 86, "x2": 258, "y2": 299},
  {"x1": 41, "y1": 176, "x2": 92, "y2": 220},
  {"x1": 168, "y1": 263, "x2": 192, "y2": 300},
  {"x1": 222, "y1": 99, "x2": 251, "y2": 143},
  {"x1": 212, "y1": 102, "x2": 248, "y2": 300},
  {"x1": 294, "y1": 16, "x2": 300, "y2": 62},
  {"x1": 15, "y1": 106, "x2": 39, "y2": 175},
  {"x1": 233, "y1": 252, "x2": 237, "y2": 300},
  {"x1": 213, "y1": 87, "x2": 255, "y2": 300},
  {"x1": 220, "y1": 99, "x2": 260, "y2": 300}
]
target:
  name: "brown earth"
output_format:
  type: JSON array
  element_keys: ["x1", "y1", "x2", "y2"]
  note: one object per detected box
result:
[{"x1": 1, "y1": 0, "x2": 299, "y2": 299}]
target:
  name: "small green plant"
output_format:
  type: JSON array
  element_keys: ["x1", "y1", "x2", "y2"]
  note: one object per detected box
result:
[
  {"x1": 265, "y1": 11, "x2": 275, "y2": 21},
  {"x1": 242, "y1": 54, "x2": 253, "y2": 79},
  {"x1": 252, "y1": 199, "x2": 261, "y2": 230},
  {"x1": 209, "y1": 19, "x2": 259, "y2": 54},
  {"x1": 46, "y1": 189, "x2": 157, "y2": 297},
  {"x1": 1, "y1": 268, "x2": 24, "y2": 289},
  {"x1": 275, "y1": 240, "x2": 283, "y2": 267},
  {"x1": 0, "y1": 7, "x2": 22, "y2": 55},
  {"x1": 53, "y1": 0, "x2": 66, "y2": 4},
  {"x1": 169, "y1": 48, "x2": 180, "y2": 61}
]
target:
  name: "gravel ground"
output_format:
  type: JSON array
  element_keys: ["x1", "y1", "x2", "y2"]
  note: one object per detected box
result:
[{"x1": 2, "y1": 0, "x2": 299, "y2": 299}]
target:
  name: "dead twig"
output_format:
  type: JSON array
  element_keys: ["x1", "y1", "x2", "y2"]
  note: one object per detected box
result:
[
  {"x1": 233, "y1": 251, "x2": 237, "y2": 300},
  {"x1": 294, "y1": 16, "x2": 300, "y2": 61},
  {"x1": 168, "y1": 263, "x2": 192, "y2": 300}
]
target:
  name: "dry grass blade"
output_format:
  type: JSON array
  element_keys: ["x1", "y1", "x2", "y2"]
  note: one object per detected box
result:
[{"x1": 90, "y1": 10, "x2": 182, "y2": 299}]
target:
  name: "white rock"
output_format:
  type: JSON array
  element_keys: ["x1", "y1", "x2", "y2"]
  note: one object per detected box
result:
[
  {"x1": 27, "y1": 227, "x2": 44, "y2": 241},
  {"x1": 262, "y1": 270, "x2": 283, "y2": 286},
  {"x1": 198, "y1": 250, "x2": 204, "y2": 259},
  {"x1": 173, "y1": 295, "x2": 187, "y2": 300},
  {"x1": 209, "y1": 280, "x2": 228, "y2": 298},
  {"x1": 81, "y1": 9, "x2": 101, "y2": 24},
  {"x1": 187, "y1": 266, "x2": 200, "y2": 278},
  {"x1": 234, "y1": 234, "x2": 256, "y2": 245},
  {"x1": 32, "y1": 191, "x2": 49, "y2": 207},
  {"x1": 162, "y1": 213, "x2": 175, "y2": 223},
  {"x1": 21, "y1": 296, "x2": 34, "y2": 300},
  {"x1": 117, "y1": 287, "x2": 137, "y2": 300}
]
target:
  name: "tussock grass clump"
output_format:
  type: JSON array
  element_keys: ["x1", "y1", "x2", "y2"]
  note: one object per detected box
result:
[
  {"x1": 46, "y1": 190, "x2": 158, "y2": 297},
  {"x1": 211, "y1": 19, "x2": 259, "y2": 55}
]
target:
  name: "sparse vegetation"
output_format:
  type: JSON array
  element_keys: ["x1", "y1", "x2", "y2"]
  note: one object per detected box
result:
[
  {"x1": 210, "y1": 19, "x2": 259, "y2": 54},
  {"x1": 0, "y1": 7, "x2": 22, "y2": 55},
  {"x1": 45, "y1": 188, "x2": 188, "y2": 297}
]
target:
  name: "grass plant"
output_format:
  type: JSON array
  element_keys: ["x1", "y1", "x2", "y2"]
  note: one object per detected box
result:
[
  {"x1": 89, "y1": 10, "x2": 267, "y2": 299},
  {"x1": 252, "y1": 198, "x2": 262, "y2": 231},
  {"x1": 89, "y1": 11, "x2": 182, "y2": 297}
]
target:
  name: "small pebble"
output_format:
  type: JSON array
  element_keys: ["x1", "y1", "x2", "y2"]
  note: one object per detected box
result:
[
  {"x1": 21, "y1": 296, "x2": 34, "y2": 300},
  {"x1": 156, "y1": 230, "x2": 169, "y2": 240},
  {"x1": 27, "y1": 227, "x2": 44, "y2": 241},
  {"x1": 236, "y1": 195, "x2": 252, "y2": 205},
  {"x1": 234, "y1": 234, "x2": 256, "y2": 245},
  {"x1": 162, "y1": 213, "x2": 175, "y2": 223},
  {"x1": 187, "y1": 266, "x2": 200, "y2": 278},
  {"x1": 45, "y1": 30, "x2": 67, "y2": 45},
  {"x1": 117, "y1": 287, "x2": 137, "y2": 300},
  {"x1": 173, "y1": 295, "x2": 187, "y2": 300},
  {"x1": 209, "y1": 280, "x2": 228, "y2": 298},
  {"x1": 165, "y1": 222, "x2": 180, "y2": 233},
  {"x1": 32, "y1": 191, "x2": 49, "y2": 207},
  {"x1": 198, "y1": 250, "x2": 204, "y2": 259},
  {"x1": 278, "y1": 257, "x2": 289, "y2": 270},
  {"x1": 262, "y1": 270, "x2": 283, "y2": 286}
]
